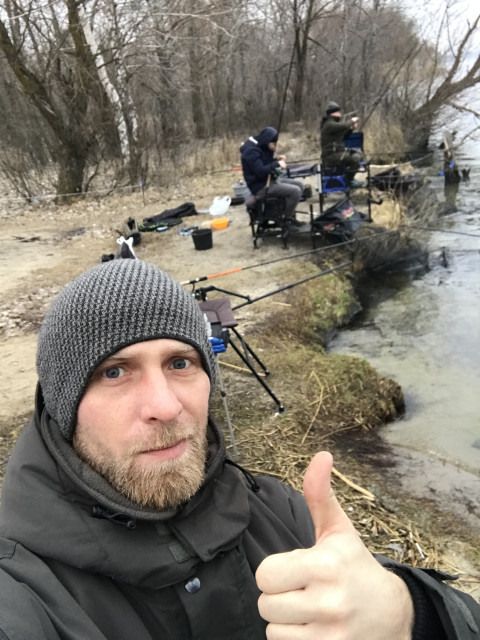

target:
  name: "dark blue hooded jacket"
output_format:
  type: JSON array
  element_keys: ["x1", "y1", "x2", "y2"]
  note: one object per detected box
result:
[{"x1": 240, "y1": 127, "x2": 280, "y2": 195}]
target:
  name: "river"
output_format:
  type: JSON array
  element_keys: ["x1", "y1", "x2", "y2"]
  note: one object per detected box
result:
[{"x1": 330, "y1": 138, "x2": 480, "y2": 530}]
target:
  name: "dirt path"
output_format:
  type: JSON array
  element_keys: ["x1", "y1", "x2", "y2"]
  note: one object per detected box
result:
[{"x1": 0, "y1": 174, "x2": 320, "y2": 428}]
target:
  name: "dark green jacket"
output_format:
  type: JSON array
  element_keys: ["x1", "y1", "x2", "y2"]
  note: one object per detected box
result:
[
  {"x1": 0, "y1": 393, "x2": 479, "y2": 639},
  {"x1": 320, "y1": 115, "x2": 354, "y2": 164}
]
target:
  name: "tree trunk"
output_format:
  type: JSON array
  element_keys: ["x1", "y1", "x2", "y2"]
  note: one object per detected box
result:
[
  {"x1": 56, "y1": 147, "x2": 87, "y2": 203},
  {"x1": 189, "y1": 21, "x2": 207, "y2": 139},
  {"x1": 402, "y1": 108, "x2": 435, "y2": 150}
]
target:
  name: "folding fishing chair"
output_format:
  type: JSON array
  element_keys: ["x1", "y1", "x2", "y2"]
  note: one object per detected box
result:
[
  {"x1": 285, "y1": 135, "x2": 364, "y2": 205},
  {"x1": 195, "y1": 287, "x2": 285, "y2": 419},
  {"x1": 320, "y1": 131, "x2": 364, "y2": 193},
  {"x1": 246, "y1": 193, "x2": 293, "y2": 249},
  {"x1": 319, "y1": 132, "x2": 381, "y2": 221}
]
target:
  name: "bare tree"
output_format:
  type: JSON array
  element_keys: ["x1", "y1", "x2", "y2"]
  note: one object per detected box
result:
[
  {"x1": 399, "y1": 10, "x2": 480, "y2": 148},
  {"x1": 270, "y1": 0, "x2": 340, "y2": 124},
  {"x1": 1, "y1": 0, "x2": 478, "y2": 199},
  {"x1": 0, "y1": 0, "x2": 122, "y2": 199}
]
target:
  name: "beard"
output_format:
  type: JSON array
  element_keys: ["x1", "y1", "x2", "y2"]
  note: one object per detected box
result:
[{"x1": 73, "y1": 422, "x2": 208, "y2": 510}]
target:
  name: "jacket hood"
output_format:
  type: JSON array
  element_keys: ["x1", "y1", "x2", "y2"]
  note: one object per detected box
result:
[
  {"x1": 255, "y1": 127, "x2": 278, "y2": 149},
  {"x1": 0, "y1": 387, "x2": 252, "y2": 588},
  {"x1": 239, "y1": 127, "x2": 278, "y2": 154}
]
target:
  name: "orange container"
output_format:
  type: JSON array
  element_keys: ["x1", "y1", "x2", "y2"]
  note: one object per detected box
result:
[{"x1": 211, "y1": 218, "x2": 229, "y2": 230}]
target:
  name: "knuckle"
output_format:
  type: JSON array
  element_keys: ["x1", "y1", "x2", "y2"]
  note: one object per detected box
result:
[
  {"x1": 319, "y1": 589, "x2": 349, "y2": 623},
  {"x1": 310, "y1": 550, "x2": 341, "y2": 581},
  {"x1": 265, "y1": 624, "x2": 278, "y2": 640},
  {"x1": 255, "y1": 558, "x2": 275, "y2": 593},
  {"x1": 257, "y1": 593, "x2": 268, "y2": 618}
]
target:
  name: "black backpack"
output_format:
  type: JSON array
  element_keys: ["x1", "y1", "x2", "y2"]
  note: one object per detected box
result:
[{"x1": 139, "y1": 202, "x2": 197, "y2": 231}]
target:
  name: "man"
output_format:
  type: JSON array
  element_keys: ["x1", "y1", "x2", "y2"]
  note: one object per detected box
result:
[
  {"x1": 240, "y1": 126, "x2": 304, "y2": 223},
  {"x1": 320, "y1": 100, "x2": 364, "y2": 188},
  {"x1": 0, "y1": 258, "x2": 479, "y2": 639}
]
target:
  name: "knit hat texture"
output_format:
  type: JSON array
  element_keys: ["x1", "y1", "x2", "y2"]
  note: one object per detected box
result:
[
  {"x1": 37, "y1": 260, "x2": 216, "y2": 440},
  {"x1": 326, "y1": 101, "x2": 341, "y2": 115}
]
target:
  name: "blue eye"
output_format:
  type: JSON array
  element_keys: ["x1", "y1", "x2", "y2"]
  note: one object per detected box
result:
[
  {"x1": 171, "y1": 358, "x2": 189, "y2": 370},
  {"x1": 103, "y1": 366, "x2": 124, "y2": 379}
]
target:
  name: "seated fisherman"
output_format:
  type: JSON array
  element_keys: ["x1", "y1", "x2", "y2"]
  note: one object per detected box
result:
[
  {"x1": 240, "y1": 126, "x2": 304, "y2": 225},
  {"x1": 320, "y1": 101, "x2": 364, "y2": 188}
]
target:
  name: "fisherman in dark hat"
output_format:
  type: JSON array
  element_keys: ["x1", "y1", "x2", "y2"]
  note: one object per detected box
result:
[
  {"x1": 240, "y1": 126, "x2": 304, "y2": 225},
  {"x1": 320, "y1": 101, "x2": 364, "y2": 188}
]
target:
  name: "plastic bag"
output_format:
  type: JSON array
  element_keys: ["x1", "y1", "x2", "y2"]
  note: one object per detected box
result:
[
  {"x1": 114, "y1": 236, "x2": 137, "y2": 259},
  {"x1": 209, "y1": 195, "x2": 231, "y2": 216}
]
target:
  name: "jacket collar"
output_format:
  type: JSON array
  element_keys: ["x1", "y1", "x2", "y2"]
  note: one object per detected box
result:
[{"x1": 0, "y1": 390, "x2": 252, "y2": 587}]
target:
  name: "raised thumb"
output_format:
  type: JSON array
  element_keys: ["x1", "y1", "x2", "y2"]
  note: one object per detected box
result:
[{"x1": 303, "y1": 451, "x2": 353, "y2": 543}]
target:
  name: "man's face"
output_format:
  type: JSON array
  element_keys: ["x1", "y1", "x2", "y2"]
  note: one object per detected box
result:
[
  {"x1": 74, "y1": 339, "x2": 211, "y2": 510},
  {"x1": 268, "y1": 141, "x2": 277, "y2": 152}
]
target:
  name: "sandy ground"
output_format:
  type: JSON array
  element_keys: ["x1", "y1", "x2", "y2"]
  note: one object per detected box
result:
[{"x1": 0, "y1": 172, "x2": 322, "y2": 430}]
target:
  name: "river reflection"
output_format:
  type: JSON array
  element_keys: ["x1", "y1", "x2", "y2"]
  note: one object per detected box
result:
[{"x1": 329, "y1": 141, "x2": 480, "y2": 523}]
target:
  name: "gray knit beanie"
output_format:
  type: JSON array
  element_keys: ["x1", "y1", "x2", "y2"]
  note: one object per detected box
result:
[{"x1": 37, "y1": 260, "x2": 216, "y2": 440}]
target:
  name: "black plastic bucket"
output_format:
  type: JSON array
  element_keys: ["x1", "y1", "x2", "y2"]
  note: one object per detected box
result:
[{"x1": 192, "y1": 228, "x2": 213, "y2": 250}]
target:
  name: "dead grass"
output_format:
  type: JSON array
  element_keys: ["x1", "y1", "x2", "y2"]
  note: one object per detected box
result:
[
  {"x1": 364, "y1": 113, "x2": 406, "y2": 162},
  {"x1": 209, "y1": 258, "x2": 479, "y2": 592},
  {"x1": 370, "y1": 196, "x2": 405, "y2": 229}
]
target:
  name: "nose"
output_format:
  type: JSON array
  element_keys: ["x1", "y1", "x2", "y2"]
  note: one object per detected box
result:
[{"x1": 137, "y1": 369, "x2": 183, "y2": 424}]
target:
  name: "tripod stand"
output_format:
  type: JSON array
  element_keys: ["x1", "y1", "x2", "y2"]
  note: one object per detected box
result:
[{"x1": 195, "y1": 285, "x2": 285, "y2": 414}]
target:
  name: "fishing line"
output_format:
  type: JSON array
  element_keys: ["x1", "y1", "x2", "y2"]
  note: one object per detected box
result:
[{"x1": 404, "y1": 224, "x2": 480, "y2": 238}]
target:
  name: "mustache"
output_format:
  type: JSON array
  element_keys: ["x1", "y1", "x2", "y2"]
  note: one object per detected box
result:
[{"x1": 129, "y1": 426, "x2": 199, "y2": 455}]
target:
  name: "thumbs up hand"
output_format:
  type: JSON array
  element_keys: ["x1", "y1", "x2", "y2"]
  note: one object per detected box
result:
[{"x1": 256, "y1": 452, "x2": 414, "y2": 639}]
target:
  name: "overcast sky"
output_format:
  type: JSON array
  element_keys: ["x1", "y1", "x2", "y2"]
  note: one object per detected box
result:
[{"x1": 401, "y1": 0, "x2": 479, "y2": 38}]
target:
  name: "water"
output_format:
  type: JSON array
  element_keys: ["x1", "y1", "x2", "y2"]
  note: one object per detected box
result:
[{"x1": 330, "y1": 140, "x2": 480, "y2": 526}]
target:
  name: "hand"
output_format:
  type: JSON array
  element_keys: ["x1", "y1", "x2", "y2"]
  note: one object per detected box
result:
[
  {"x1": 256, "y1": 452, "x2": 414, "y2": 639},
  {"x1": 278, "y1": 159, "x2": 287, "y2": 170},
  {"x1": 278, "y1": 154, "x2": 287, "y2": 162}
]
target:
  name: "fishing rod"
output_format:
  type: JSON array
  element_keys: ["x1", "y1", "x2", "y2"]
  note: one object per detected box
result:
[
  {"x1": 180, "y1": 241, "x2": 356, "y2": 286},
  {"x1": 232, "y1": 260, "x2": 354, "y2": 310},
  {"x1": 184, "y1": 222, "x2": 478, "y2": 312},
  {"x1": 202, "y1": 146, "x2": 447, "y2": 177},
  {"x1": 190, "y1": 221, "x2": 479, "y2": 311},
  {"x1": 230, "y1": 227, "x2": 478, "y2": 310},
  {"x1": 277, "y1": 40, "x2": 297, "y2": 135},
  {"x1": 180, "y1": 227, "x2": 404, "y2": 287},
  {"x1": 182, "y1": 226, "x2": 414, "y2": 288},
  {"x1": 230, "y1": 154, "x2": 444, "y2": 176}
]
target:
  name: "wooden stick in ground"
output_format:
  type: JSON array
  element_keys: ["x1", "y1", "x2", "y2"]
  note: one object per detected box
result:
[{"x1": 332, "y1": 466, "x2": 376, "y2": 501}]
